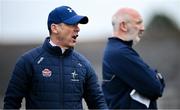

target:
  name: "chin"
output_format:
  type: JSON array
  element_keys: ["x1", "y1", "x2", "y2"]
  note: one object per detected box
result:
[
  {"x1": 69, "y1": 44, "x2": 76, "y2": 48},
  {"x1": 133, "y1": 37, "x2": 140, "y2": 45}
]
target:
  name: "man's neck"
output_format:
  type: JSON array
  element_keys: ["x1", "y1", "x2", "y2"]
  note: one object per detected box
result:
[
  {"x1": 49, "y1": 39, "x2": 66, "y2": 54},
  {"x1": 113, "y1": 32, "x2": 128, "y2": 41}
]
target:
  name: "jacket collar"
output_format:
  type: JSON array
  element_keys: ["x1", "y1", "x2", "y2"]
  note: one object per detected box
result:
[
  {"x1": 109, "y1": 37, "x2": 133, "y2": 47},
  {"x1": 49, "y1": 39, "x2": 66, "y2": 54},
  {"x1": 42, "y1": 37, "x2": 73, "y2": 56}
]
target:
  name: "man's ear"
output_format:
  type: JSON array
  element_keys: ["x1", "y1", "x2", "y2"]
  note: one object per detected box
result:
[
  {"x1": 119, "y1": 21, "x2": 127, "y2": 32},
  {"x1": 51, "y1": 24, "x2": 60, "y2": 34}
]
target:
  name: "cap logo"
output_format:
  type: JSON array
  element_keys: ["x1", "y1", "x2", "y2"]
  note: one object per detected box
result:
[
  {"x1": 67, "y1": 8, "x2": 73, "y2": 12},
  {"x1": 42, "y1": 68, "x2": 52, "y2": 77}
]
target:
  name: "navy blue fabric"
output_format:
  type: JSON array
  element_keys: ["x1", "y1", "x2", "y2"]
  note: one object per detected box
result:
[
  {"x1": 102, "y1": 37, "x2": 165, "y2": 109},
  {"x1": 4, "y1": 37, "x2": 107, "y2": 109}
]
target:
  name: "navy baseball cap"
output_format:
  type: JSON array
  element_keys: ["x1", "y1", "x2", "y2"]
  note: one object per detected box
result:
[{"x1": 47, "y1": 6, "x2": 88, "y2": 29}]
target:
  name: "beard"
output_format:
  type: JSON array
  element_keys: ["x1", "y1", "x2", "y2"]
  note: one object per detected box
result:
[
  {"x1": 126, "y1": 34, "x2": 141, "y2": 46},
  {"x1": 126, "y1": 28, "x2": 141, "y2": 46},
  {"x1": 132, "y1": 36, "x2": 140, "y2": 46},
  {"x1": 125, "y1": 25, "x2": 144, "y2": 46}
]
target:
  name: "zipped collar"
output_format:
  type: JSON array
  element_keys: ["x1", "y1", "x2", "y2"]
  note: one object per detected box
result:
[
  {"x1": 42, "y1": 37, "x2": 73, "y2": 56},
  {"x1": 49, "y1": 39, "x2": 66, "y2": 54},
  {"x1": 108, "y1": 37, "x2": 133, "y2": 47}
]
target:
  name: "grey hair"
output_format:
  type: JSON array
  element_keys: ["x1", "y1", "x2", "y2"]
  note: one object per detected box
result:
[
  {"x1": 112, "y1": 13, "x2": 131, "y2": 32},
  {"x1": 112, "y1": 15, "x2": 121, "y2": 32}
]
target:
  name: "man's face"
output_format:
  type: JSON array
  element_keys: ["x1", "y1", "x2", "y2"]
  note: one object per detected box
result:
[
  {"x1": 126, "y1": 15, "x2": 144, "y2": 45},
  {"x1": 55, "y1": 23, "x2": 80, "y2": 48}
]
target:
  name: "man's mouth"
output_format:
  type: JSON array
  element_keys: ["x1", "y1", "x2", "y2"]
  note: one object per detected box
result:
[
  {"x1": 72, "y1": 34, "x2": 78, "y2": 39},
  {"x1": 72, "y1": 34, "x2": 78, "y2": 43}
]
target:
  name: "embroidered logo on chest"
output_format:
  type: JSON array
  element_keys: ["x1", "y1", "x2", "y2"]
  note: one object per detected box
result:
[
  {"x1": 42, "y1": 68, "x2": 52, "y2": 77},
  {"x1": 71, "y1": 70, "x2": 79, "y2": 81}
]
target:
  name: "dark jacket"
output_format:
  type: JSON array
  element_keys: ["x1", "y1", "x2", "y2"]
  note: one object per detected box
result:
[
  {"x1": 4, "y1": 37, "x2": 107, "y2": 109},
  {"x1": 102, "y1": 37, "x2": 165, "y2": 109}
]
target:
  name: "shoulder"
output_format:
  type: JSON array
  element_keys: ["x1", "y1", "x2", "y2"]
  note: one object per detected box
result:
[
  {"x1": 20, "y1": 45, "x2": 44, "y2": 63},
  {"x1": 12, "y1": 45, "x2": 44, "y2": 71},
  {"x1": 105, "y1": 44, "x2": 132, "y2": 58}
]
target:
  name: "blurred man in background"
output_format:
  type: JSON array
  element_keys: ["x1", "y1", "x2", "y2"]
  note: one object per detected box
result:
[
  {"x1": 4, "y1": 5, "x2": 107, "y2": 109},
  {"x1": 102, "y1": 7, "x2": 165, "y2": 109}
]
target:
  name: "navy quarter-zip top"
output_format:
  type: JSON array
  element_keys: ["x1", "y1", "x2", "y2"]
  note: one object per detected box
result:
[
  {"x1": 102, "y1": 37, "x2": 165, "y2": 109},
  {"x1": 4, "y1": 37, "x2": 107, "y2": 109}
]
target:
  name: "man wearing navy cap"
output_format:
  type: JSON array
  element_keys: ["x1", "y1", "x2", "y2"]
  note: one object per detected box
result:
[{"x1": 4, "y1": 6, "x2": 107, "y2": 109}]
